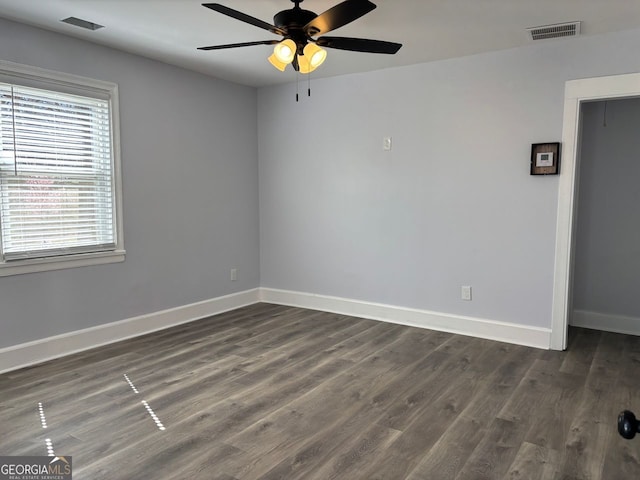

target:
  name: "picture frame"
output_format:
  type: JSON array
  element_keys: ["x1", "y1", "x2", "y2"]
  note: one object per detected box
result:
[{"x1": 530, "y1": 142, "x2": 560, "y2": 175}]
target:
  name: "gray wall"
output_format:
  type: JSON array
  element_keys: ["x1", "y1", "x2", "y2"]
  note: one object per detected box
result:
[
  {"x1": 0, "y1": 18, "x2": 260, "y2": 348},
  {"x1": 573, "y1": 98, "x2": 640, "y2": 319},
  {"x1": 3, "y1": 15, "x2": 640, "y2": 349},
  {"x1": 258, "y1": 27, "x2": 640, "y2": 330}
]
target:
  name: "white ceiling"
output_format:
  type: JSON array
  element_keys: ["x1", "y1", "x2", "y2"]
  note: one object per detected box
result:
[{"x1": 1, "y1": 0, "x2": 640, "y2": 87}]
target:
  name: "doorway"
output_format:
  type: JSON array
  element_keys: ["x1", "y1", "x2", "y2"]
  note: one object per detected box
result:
[
  {"x1": 571, "y1": 98, "x2": 640, "y2": 335},
  {"x1": 551, "y1": 72, "x2": 640, "y2": 350}
]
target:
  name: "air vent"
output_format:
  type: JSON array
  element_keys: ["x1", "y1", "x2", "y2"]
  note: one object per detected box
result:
[
  {"x1": 61, "y1": 17, "x2": 104, "y2": 31},
  {"x1": 527, "y1": 21, "x2": 581, "y2": 41}
]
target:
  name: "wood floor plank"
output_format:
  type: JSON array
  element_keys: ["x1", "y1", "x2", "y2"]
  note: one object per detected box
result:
[
  {"x1": 402, "y1": 342, "x2": 539, "y2": 480},
  {"x1": 503, "y1": 442, "x2": 560, "y2": 480},
  {"x1": 595, "y1": 332, "x2": 640, "y2": 480},
  {"x1": 0, "y1": 306, "x2": 636, "y2": 480},
  {"x1": 304, "y1": 423, "x2": 403, "y2": 480},
  {"x1": 557, "y1": 387, "x2": 614, "y2": 479},
  {"x1": 455, "y1": 416, "x2": 535, "y2": 480}
]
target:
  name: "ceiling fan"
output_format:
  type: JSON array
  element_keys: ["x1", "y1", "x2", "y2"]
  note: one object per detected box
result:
[{"x1": 198, "y1": 0, "x2": 402, "y2": 74}]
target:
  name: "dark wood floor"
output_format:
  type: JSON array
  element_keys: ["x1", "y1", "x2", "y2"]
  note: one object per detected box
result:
[{"x1": 1, "y1": 303, "x2": 639, "y2": 479}]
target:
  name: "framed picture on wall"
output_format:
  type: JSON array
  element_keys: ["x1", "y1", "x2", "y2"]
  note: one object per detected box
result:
[{"x1": 530, "y1": 142, "x2": 560, "y2": 175}]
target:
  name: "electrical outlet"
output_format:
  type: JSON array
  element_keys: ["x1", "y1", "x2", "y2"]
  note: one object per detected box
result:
[
  {"x1": 383, "y1": 136, "x2": 392, "y2": 151},
  {"x1": 461, "y1": 286, "x2": 472, "y2": 301},
  {"x1": 230, "y1": 268, "x2": 237, "y2": 281}
]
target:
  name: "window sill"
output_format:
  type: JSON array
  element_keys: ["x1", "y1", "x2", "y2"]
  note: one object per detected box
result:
[{"x1": 0, "y1": 250, "x2": 126, "y2": 277}]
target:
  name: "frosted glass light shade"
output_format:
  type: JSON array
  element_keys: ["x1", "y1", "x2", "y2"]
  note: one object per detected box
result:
[
  {"x1": 304, "y1": 43, "x2": 327, "y2": 69},
  {"x1": 273, "y1": 39, "x2": 296, "y2": 64},
  {"x1": 298, "y1": 43, "x2": 327, "y2": 74},
  {"x1": 268, "y1": 53, "x2": 287, "y2": 71},
  {"x1": 297, "y1": 54, "x2": 312, "y2": 74}
]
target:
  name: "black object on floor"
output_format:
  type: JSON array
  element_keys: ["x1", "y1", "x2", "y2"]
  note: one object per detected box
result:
[{"x1": 618, "y1": 410, "x2": 640, "y2": 439}]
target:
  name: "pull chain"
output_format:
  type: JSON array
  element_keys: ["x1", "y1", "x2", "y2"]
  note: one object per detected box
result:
[{"x1": 294, "y1": 71, "x2": 312, "y2": 101}]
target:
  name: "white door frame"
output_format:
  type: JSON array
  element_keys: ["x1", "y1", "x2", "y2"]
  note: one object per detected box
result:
[{"x1": 550, "y1": 72, "x2": 640, "y2": 350}]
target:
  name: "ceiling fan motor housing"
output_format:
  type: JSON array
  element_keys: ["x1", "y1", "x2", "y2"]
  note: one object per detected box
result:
[{"x1": 274, "y1": 8, "x2": 319, "y2": 51}]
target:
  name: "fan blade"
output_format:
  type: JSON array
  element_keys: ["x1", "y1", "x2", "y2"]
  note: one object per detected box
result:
[
  {"x1": 316, "y1": 36, "x2": 402, "y2": 54},
  {"x1": 203, "y1": 3, "x2": 286, "y2": 36},
  {"x1": 304, "y1": 0, "x2": 376, "y2": 37},
  {"x1": 198, "y1": 40, "x2": 280, "y2": 51}
]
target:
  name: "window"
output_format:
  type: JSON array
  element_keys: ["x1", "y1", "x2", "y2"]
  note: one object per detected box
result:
[{"x1": 0, "y1": 61, "x2": 124, "y2": 276}]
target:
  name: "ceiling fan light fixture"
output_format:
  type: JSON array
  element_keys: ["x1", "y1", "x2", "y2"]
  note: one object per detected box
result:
[
  {"x1": 297, "y1": 54, "x2": 312, "y2": 74},
  {"x1": 200, "y1": 1, "x2": 403, "y2": 77},
  {"x1": 304, "y1": 43, "x2": 327, "y2": 69},
  {"x1": 298, "y1": 43, "x2": 327, "y2": 74},
  {"x1": 268, "y1": 53, "x2": 288, "y2": 71},
  {"x1": 273, "y1": 39, "x2": 296, "y2": 64}
]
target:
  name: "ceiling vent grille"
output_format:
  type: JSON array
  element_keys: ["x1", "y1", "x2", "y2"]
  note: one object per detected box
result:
[
  {"x1": 61, "y1": 17, "x2": 104, "y2": 31},
  {"x1": 527, "y1": 21, "x2": 581, "y2": 41}
]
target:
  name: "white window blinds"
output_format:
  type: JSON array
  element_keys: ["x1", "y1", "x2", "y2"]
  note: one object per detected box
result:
[{"x1": 0, "y1": 83, "x2": 116, "y2": 261}]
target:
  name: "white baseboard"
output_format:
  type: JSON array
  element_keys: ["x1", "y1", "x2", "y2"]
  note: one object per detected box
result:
[
  {"x1": 0, "y1": 288, "x2": 260, "y2": 374},
  {"x1": 572, "y1": 309, "x2": 640, "y2": 336},
  {"x1": 0, "y1": 286, "x2": 554, "y2": 374},
  {"x1": 259, "y1": 288, "x2": 552, "y2": 350}
]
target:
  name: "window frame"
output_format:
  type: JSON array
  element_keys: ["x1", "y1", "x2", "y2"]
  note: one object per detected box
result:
[{"x1": 0, "y1": 60, "x2": 124, "y2": 276}]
